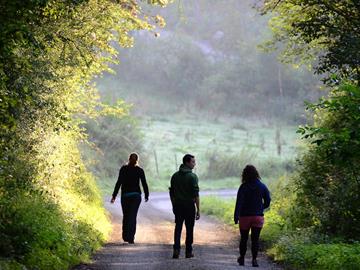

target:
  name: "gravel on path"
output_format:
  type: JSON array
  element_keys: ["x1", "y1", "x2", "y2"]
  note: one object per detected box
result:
[{"x1": 72, "y1": 191, "x2": 280, "y2": 270}]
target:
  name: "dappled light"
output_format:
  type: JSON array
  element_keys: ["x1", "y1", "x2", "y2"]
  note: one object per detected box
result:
[{"x1": 1, "y1": 0, "x2": 359, "y2": 269}]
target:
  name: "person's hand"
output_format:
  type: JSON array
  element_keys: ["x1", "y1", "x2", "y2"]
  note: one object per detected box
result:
[
  {"x1": 234, "y1": 218, "x2": 239, "y2": 225},
  {"x1": 145, "y1": 197, "x2": 149, "y2": 202},
  {"x1": 196, "y1": 211, "x2": 200, "y2": 220},
  {"x1": 110, "y1": 197, "x2": 115, "y2": 204}
]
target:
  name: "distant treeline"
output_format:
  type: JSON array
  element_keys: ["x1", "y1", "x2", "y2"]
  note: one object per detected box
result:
[{"x1": 98, "y1": 0, "x2": 323, "y2": 123}]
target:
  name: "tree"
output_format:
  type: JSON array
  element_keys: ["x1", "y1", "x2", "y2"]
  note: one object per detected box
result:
[
  {"x1": 260, "y1": 0, "x2": 360, "y2": 238},
  {"x1": 0, "y1": 0, "x2": 168, "y2": 268},
  {"x1": 261, "y1": 0, "x2": 360, "y2": 84}
]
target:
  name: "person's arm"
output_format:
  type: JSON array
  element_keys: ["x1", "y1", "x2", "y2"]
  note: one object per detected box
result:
[
  {"x1": 263, "y1": 185, "x2": 271, "y2": 209},
  {"x1": 195, "y1": 196, "x2": 200, "y2": 220},
  {"x1": 111, "y1": 167, "x2": 124, "y2": 203},
  {"x1": 234, "y1": 186, "x2": 243, "y2": 224},
  {"x1": 140, "y1": 168, "x2": 149, "y2": 202},
  {"x1": 192, "y1": 174, "x2": 200, "y2": 220},
  {"x1": 169, "y1": 175, "x2": 175, "y2": 205}
]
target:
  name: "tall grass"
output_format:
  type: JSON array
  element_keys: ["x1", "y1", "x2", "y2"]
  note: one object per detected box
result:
[
  {"x1": 205, "y1": 148, "x2": 294, "y2": 180},
  {"x1": 139, "y1": 117, "x2": 299, "y2": 190}
]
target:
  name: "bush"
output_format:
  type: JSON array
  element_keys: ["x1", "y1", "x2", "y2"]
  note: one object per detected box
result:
[
  {"x1": 296, "y1": 84, "x2": 360, "y2": 238},
  {"x1": 0, "y1": 189, "x2": 107, "y2": 270},
  {"x1": 204, "y1": 148, "x2": 294, "y2": 181},
  {"x1": 270, "y1": 237, "x2": 360, "y2": 270},
  {"x1": 202, "y1": 193, "x2": 360, "y2": 270},
  {"x1": 83, "y1": 115, "x2": 146, "y2": 180},
  {"x1": 205, "y1": 148, "x2": 258, "y2": 179}
]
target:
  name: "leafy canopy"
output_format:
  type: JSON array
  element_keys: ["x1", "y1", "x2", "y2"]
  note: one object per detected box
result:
[{"x1": 261, "y1": 0, "x2": 360, "y2": 84}]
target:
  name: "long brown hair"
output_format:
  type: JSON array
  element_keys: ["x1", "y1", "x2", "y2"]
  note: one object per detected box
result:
[{"x1": 241, "y1": 164, "x2": 260, "y2": 183}]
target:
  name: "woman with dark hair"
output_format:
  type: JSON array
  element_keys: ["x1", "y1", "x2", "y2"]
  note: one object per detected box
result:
[
  {"x1": 234, "y1": 165, "x2": 271, "y2": 267},
  {"x1": 111, "y1": 153, "x2": 149, "y2": 244}
]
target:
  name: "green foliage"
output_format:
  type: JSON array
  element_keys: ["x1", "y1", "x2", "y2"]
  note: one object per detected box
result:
[
  {"x1": 0, "y1": 0, "x2": 167, "y2": 269},
  {"x1": 140, "y1": 116, "x2": 298, "y2": 189},
  {"x1": 205, "y1": 149, "x2": 294, "y2": 180},
  {"x1": 294, "y1": 84, "x2": 360, "y2": 238},
  {"x1": 269, "y1": 238, "x2": 360, "y2": 270},
  {"x1": 201, "y1": 197, "x2": 236, "y2": 227},
  {"x1": 261, "y1": 0, "x2": 360, "y2": 83},
  {"x1": 99, "y1": 0, "x2": 322, "y2": 123},
  {"x1": 205, "y1": 148, "x2": 257, "y2": 179},
  {"x1": 83, "y1": 114, "x2": 146, "y2": 180},
  {"x1": 202, "y1": 194, "x2": 360, "y2": 270},
  {"x1": 0, "y1": 191, "x2": 105, "y2": 269}
]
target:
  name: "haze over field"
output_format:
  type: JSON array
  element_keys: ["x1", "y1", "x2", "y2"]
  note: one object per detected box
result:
[
  {"x1": 97, "y1": 0, "x2": 323, "y2": 122},
  {"x1": 89, "y1": 0, "x2": 318, "y2": 190},
  {"x1": 2, "y1": 0, "x2": 359, "y2": 269}
]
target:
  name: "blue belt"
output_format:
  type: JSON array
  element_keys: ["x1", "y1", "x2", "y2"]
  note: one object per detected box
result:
[{"x1": 122, "y1": 192, "x2": 141, "y2": 198}]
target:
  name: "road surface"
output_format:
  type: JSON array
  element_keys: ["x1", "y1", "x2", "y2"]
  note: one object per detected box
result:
[{"x1": 73, "y1": 190, "x2": 280, "y2": 270}]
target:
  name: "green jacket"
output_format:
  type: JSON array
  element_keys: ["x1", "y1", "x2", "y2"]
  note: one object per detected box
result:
[{"x1": 170, "y1": 164, "x2": 199, "y2": 203}]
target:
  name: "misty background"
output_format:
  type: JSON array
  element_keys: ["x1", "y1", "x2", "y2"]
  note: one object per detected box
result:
[{"x1": 82, "y1": 0, "x2": 324, "y2": 192}]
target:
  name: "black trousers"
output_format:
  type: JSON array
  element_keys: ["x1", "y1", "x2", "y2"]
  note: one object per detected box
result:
[
  {"x1": 173, "y1": 201, "x2": 196, "y2": 253},
  {"x1": 121, "y1": 195, "x2": 141, "y2": 242},
  {"x1": 239, "y1": 227, "x2": 262, "y2": 259}
]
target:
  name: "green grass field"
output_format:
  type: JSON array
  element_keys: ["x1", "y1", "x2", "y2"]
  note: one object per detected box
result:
[{"x1": 140, "y1": 116, "x2": 300, "y2": 191}]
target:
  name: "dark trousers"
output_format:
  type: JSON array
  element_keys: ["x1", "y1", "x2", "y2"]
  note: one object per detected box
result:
[
  {"x1": 173, "y1": 201, "x2": 196, "y2": 253},
  {"x1": 239, "y1": 227, "x2": 262, "y2": 259},
  {"x1": 121, "y1": 195, "x2": 141, "y2": 242}
]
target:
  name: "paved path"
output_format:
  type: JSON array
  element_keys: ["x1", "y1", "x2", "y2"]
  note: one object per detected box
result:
[{"x1": 73, "y1": 191, "x2": 280, "y2": 270}]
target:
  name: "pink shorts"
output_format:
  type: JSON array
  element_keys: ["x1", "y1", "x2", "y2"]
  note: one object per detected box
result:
[{"x1": 239, "y1": 216, "x2": 264, "y2": 230}]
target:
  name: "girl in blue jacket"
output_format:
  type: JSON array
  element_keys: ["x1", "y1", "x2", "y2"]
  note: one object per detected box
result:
[{"x1": 234, "y1": 165, "x2": 271, "y2": 267}]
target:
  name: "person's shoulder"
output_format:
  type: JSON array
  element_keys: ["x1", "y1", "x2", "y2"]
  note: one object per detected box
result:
[
  {"x1": 188, "y1": 172, "x2": 198, "y2": 180},
  {"x1": 136, "y1": 165, "x2": 144, "y2": 171},
  {"x1": 120, "y1": 164, "x2": 128, "y2": 170},
  {"x1": 171, "y1": 171, "x2": 180, "y2": 178},
  {"x1": 238, "y1": 183, "x2": 246, "y2": 191},
  {"x1": 258, "y1": 179, "x2": 269, "y2": 189}
]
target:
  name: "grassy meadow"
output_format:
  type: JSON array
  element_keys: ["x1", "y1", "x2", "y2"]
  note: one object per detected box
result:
[{"x1": 140, "y1": 116, "x2": 300, "y2": 191}]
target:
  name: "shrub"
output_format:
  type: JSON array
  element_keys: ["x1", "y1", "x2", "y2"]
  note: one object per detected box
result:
[
  {"x1": 83, "y1": 115, "x2": 146, "y2": 179},
  {"x1": 205, "y1": 148, "x2": 258, "y2": 179},
  {"x1": 296, "y1": 84, "x2": 360, "y2": 238},
  {"x1": 204, "y1": 148, "x2": 294, "y2": 181}
]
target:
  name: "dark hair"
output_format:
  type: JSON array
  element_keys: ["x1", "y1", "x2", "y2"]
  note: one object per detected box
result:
[
  {"x1": 183, "y1": 154, "x2": 195, "y2": 164},
  {"x1": 128, "y1": 152, "x2": 139, "y2": 166},
  {"x1": 242, "y1": 164, "x2": 260, "y2": 183}
]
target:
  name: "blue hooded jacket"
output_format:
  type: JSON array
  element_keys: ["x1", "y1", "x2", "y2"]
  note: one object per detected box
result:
[{"x1": 234, "y1": 179, "x2": 271, "y2": 224}]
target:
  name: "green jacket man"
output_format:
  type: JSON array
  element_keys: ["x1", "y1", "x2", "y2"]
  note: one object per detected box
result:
[{"x1": 169, "y1": 154, "x2": 200, "y2": 259}]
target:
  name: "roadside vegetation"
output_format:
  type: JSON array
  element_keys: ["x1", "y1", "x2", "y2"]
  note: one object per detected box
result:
[
  {"x1": 0, "y1": 1, "x2": 167, "y2": 269},
  {"x1": 1, "y1": 0, "x2": 359, "y2": 269},
  {"x1": 202, "y1": 195, "x2": 360, "y2": 270},
  {"x1": 201, "y1": 0, "x2": 360, "y2": 267}
]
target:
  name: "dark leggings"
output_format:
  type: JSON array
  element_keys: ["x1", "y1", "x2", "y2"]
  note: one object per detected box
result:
[
  {"x1": 239, "y1": 227, "x2": 262, "y2": 259},
  {"x1": 121, "y1": 195, "x2": 141, "y2": 242}
]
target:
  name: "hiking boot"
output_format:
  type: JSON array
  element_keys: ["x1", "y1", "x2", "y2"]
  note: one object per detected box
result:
[
  {"x1": 252, "y1": 259, "x2": 259, "y2": 267},
  {"x1": 237, "y1": 256, "x2": 245, "y2": 266},
  {"x1": 172, "y1": 249, "x2": 180, "y2": 259},
  {"x1": 185, "y1": 252, "x2": 194, "y2": 258}
]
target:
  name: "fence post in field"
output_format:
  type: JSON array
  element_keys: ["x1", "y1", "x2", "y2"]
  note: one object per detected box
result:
[
  {"x1": 174, "y1": 153, "x2": 178, "y2": 170},
  {"x1": 153, "y1": 149, "x2": 159, "y2": 176},
  {"x1": 275, "y1": 127, "x2": 282, "y2": 156}
]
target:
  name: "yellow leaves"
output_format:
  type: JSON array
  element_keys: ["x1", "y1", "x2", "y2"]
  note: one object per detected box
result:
[{"x1": 155, "y1": 15, "x2": 166, "y2": 27}]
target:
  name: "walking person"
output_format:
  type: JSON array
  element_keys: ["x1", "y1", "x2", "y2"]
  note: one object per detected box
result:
[
  {"x1": 169, "y1": 154, "x2": 200, "y2": 259},
  {"x1": 111, "y1": 153, "x2": 149, "y2": 244},
  {"x1": 234, "y1": 165, "x2": 271, "y2": 267}
]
